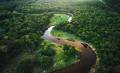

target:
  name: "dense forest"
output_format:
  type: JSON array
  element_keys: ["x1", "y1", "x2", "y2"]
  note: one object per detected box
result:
[
  {"x1": 103, "y1": 0, "x2": 120, "y2": 12},
  {"x1": 0, "y1": 0, "x2": 120, "y2": 73}
]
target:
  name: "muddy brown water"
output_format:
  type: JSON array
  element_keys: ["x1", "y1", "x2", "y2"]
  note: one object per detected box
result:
[
  {"x1": 42, "y1": 14, "x2": 97, "y2": 73},
  {"x1": 52, "y1": 38, "x2": 97, "y2": 73}
]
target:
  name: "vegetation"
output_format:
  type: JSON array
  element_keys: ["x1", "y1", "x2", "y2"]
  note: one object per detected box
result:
[
  {"x1": 0, "y1": 0, "x2": 120, "y2": 73},
  {"x1": 16, "y1": 43, "x2": 55, "y2": 73},
  {"x1": 50, "y1": 14, "x2": 68, "y2": 25},
  {"x1": 103, "y1": 0, "x2": 120, "y2": 12},
  {"x1": 0, "y1": 12, "x2": 79, "y2": 73}
]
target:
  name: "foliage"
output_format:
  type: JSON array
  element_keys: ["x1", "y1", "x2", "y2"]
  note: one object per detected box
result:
[
  {"x1": 63, "y1": 45, "x2": 80, "y2": 58},
  {"x1": 0, "y1": 13, "x2": 52, "y2": 72},
  {"x1": 50, "y1": 14, "x2": 68, "y2": 25},
  {"x1": 103, "y1": 0, "x2": 120, "y2": 12},
  {"x1": 0, "y1": 0, "x2": 120, "y2": 73},
  {"x1": 16, "y1": 42, "x2": 55, "y2": 73},
  {"x1": 16, "y1": 57, "x2": 53, "y2": 73}
]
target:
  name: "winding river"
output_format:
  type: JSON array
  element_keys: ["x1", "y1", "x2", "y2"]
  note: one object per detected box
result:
[{"x1": 42, "y1": 14, "x2": 97, "y2": 73}]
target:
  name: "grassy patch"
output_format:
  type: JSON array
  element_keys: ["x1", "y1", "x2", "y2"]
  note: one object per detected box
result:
[
  {"x1": 50, "y1": 14, "x2": 69, "y2": 25},
  {"x1": 51, "y1": 29, "x2": 81, "y2": 41}
]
